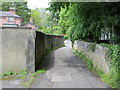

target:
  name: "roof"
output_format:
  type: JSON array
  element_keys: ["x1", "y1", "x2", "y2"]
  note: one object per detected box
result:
[
  {"x1": 0, "y1": 11, "x2": 21, "y2": 18},
  {"x1": 24, "y1": 22, "x2": 38, "y2": 27}
]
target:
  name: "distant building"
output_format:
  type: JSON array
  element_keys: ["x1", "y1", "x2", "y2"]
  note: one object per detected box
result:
[
  {"x1": 22, "y1": 17, "x2": 38, "y2": 30},
  {"x1": 0, "y1": 7, "x2": 38, "y2": 30},
  {"x1": 0, "y1": 7, "x2": 22, "y2": 27},
  {"x1": 101, "y1": 30, "x2": 110, "y2": 40}
]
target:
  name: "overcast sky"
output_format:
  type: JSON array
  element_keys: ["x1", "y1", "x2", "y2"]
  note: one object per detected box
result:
[{"x1": 27, "y1": 0, "x2": 50, "y2": 9}]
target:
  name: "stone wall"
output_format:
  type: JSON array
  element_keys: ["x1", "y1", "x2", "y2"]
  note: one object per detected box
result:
[
  {"x1": 0, "y1": 27, "x2": 36, "y2": 74},
  {"x1": 0, "y1": 28, "x2": 64, "y2": 73},
  {"x1": 35, "y1": 31, "x2": 64, "y2": 70},
  {"x1": 73, "y1": 40, "x2": 110, "y2": 74},
  {"x1": 35, "y1": 31, "x2": 46, "y2": 70}
]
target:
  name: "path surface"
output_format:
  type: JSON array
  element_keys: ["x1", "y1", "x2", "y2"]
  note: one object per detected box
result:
[
  {"x1": 1, "y1": 42, "x2": 110, "y2": 88},
  {"x1": 30, "y1": 44, "x2": 109, "y2": 88}
]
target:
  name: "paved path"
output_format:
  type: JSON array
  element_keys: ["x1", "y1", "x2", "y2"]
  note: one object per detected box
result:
[{"x1": 30, "y1": 45, "x2": 109, "y2": 88}]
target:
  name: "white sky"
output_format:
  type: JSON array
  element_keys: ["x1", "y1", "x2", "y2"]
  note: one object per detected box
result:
[{"x1": 27, "y1": 0, "x2": 50, "y2": 9}]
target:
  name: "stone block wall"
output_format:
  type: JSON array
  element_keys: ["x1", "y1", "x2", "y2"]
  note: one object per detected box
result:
[{"x1": 73, "y1": 40, "x2": 110, "y2": 74}]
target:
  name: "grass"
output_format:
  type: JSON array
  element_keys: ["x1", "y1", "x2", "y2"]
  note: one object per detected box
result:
[
  {"x1": 21, "y1": 69, "x2": 46, "y2": 88},
  {"x1": 32, "y1": 69, "x2": 46, "y2": 77},
  {"x1": 1, "y1": 69, "x2": 46, "y2": 88},
  {"x1": 0, "y1": 70, "x2": 28, "y2": 76}
]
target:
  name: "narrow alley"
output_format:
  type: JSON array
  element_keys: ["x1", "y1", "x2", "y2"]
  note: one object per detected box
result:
[{"x1": 30, "y1": 42, "x2": 109, "y2": 88}]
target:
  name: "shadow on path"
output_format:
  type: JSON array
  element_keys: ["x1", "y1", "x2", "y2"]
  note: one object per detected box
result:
[{"x1": 30, "y1": 43, "x2": 111, "y2": 88}]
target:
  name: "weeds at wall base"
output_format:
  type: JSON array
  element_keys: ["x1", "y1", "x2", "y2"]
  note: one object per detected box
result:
[
  {"x1": 0, "y1": 69, "x2": 46, "y2": 88},
  {"x1": 73, "y1": 49, "x2": 119, "y2": 89}
]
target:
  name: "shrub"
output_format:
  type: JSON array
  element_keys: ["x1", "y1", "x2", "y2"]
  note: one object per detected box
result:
[{"x1": 64, "y1": 35, "x2": 69, "y2": 40}]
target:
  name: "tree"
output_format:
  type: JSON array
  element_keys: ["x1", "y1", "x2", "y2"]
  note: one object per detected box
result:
[
  {"x1": 31, "y1": 9, "x2": 42, "y2": 29},
  {"x1": 48, "y1": 2, "x2": 120, "y2": 44},
  {"x1": 31, "y1": 8, "x2": 53, "y2": 34}
]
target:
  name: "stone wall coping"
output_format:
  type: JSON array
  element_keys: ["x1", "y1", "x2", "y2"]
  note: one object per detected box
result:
[
  {"x1": 0, "y1": 27, "x2": 64, "y2": 37},
  {"x1": 36, "y1": 30, "x2": 64, "y2": 37},
  {"x1": 46, "y1": 34, "x2": 64, "y2": 37},
  {"x1": 0, "y1": 27, "x2": 32, "y2": 30},
  {"x1": 36, "y1": 30, "x2": 46, "y2": 35}
]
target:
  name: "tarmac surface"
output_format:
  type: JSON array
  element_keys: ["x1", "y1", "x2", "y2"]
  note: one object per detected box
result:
[
  {"x1": 1, "y1": 42, "x2": 110, "y2": 88},
  {"x1": 30, "y1": 43, "x2": 109, "y2": 88}
]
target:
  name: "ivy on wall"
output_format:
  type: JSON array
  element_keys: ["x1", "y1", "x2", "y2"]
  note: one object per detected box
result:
[
  {"x1": 87, "y1": 43, "x2": 97, "y2": 52},
  {"x1": 100, "y1": 43, "x2": 120, "y2": 88},
  {"x1": 74, "y1": 42, "x2": 120, "y2": 88}
]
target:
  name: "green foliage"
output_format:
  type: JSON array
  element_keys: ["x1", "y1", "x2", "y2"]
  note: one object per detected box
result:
[
  {"x1": 110, "y1": 35, "x2": 120, "y2": 45},
  {"x1": 100, "y1": 43, "x2": 120, "y2": 88},
  {"x1": 20, "y1": 69, "x2": 45, "y2": 88},
  {"x1": 1, "y1": 71, "x2": 13, "y2": 76},
  {"x1": 87, "y1": 43, "x2": 97, "y2": 52},
  {"x1": 101, "y1": 69, "x2": 119, "y2": 88},
  {"x1": 73, "y1": 44, "x2": 120, "y2": 88},
  {"x1": 56, "y1": 6, "x2": 69, "y2": 34},
  {"x1": 20, "y1": 69, "x2": 46, "y2": 88},
  {"x1": 1, "y1": 70, "x2": 28, "y2": 76},
  {"x1": 32, "y1": 69, "x2": 46, "y2": 77},
  {"x1": 31, "y1": 9, "x2": 41, "y2": 29},
  {"x1": 47, "y1": 2, "x2": 70, "y2": 13},
  {"x1": 97, "y1": 44, "x2": 120, "y2": 88},
  {"x1": 2, "y1": 2, "x2": 31, "y2": 24},
  {"x1": 100, "y1": 44, "x2": 119, "y2": 69},
  {"x1": 31, "y1": 8, "x2": 49, "y2": 30},
  {"x1": 0, "y1": 69, "x2": 46, "y2": 88},
  {"x1": 64, "y1": 35, "x2": 69, "y2": 40},
  {"x1": 18, "y1": 70, "x2": 28, "y2": 75},
  {"x1": 92, "y1": 67, "x2": 103, "y2": 77},
  {"x1": 48, "y1": 2, "x2": 120, "y2": 43}
]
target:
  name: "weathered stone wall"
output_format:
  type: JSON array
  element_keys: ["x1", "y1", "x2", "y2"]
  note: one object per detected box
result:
[
  {"x1": 73, "y1": 40, "x2": 110, "y2": 74},
  {"x1": 0, "y1": 27, "x2": 36, "y2": 73},
  {"x1": 45, "y1": 35, "x2": 64, "y2": 49},
  {"x1": 35, "y1": 31, "x2": 64, "y2": 70},
  {"x1": 35, "y1": 31, "x2": 46, "y2": 70},
  {"x1": 45, "y1": 35, "x2": 54, "y2": 49},
  {"x1": 0, "y1": 28, "x2": 64, "y2": 73}
]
